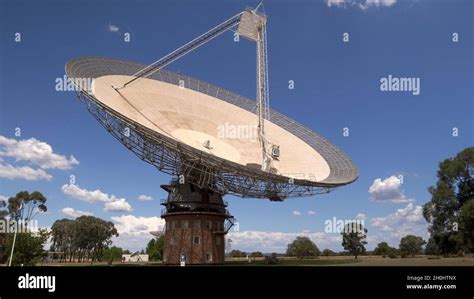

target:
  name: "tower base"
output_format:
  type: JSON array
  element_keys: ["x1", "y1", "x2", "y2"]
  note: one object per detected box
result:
[{"x1": 160, "y1": 181, "x2": 233, "y2": 265}]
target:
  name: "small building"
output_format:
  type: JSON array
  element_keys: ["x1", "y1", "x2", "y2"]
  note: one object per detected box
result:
[{"x1": 122, "y1": 254, "x2": 149, "y2": 262}]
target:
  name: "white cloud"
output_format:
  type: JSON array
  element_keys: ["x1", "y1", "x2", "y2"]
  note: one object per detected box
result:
[
  {"x1": 104, "y1": 199, "x2": 133, "y2": 212},
  {"x1": 369, "y1": 175, "x2": 413, "y2": 203},
  {"x1": 138, "y1": 194, "x2": 153, "y2": 201},
  {"x1": 326, "y1": 0, "x2": 348, "y2": 7},
  {"x1": 0, "y1": 136, "x2": 79, "y2": 170},
  {"x1": 112, "y1": 215, "x2": 164, "y2": 234},
  {"x1": 326, "y1": 0, "x2": 397, "y2": 10},
  {"x1": 61, "y1": 183, "x2": 133, "y2": 212},
  {"x1": 0, "y1": 163, "x2": 52, "y2": 181},
  {"x1": 61, "y1": 183, "x2": 119, "y2": 203},
  {"x1": 228, "y1": 230, "x2": 342, "y2": 253},
  {"x1": 359, "y1": 0, "x2": 396, "y2": 9},
  {"x1": 292, "y1": 210, "x2": 302, "y2": 216},
  {"x1": 108, "y1": 24, "x2": 120, "y2": 32},
  {"x1": 229, "y1": 207, "x2": 426, "y2": 252},
  {"x1": 370, "y1": 203, "x2": 428, "y2": 246},
  {"x1": 308, "y1": 210, "x2": 316, "y2": 215},
  {"x1": 111, "y1": 215, "x2": 165, "y2": 251},
  {"x1": 61, "y1": 207, "x2": 93, "y2": 219}
]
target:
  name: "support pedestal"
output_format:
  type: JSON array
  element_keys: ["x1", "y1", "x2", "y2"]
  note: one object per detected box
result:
[{"x1": 160, "y1": 181, "x2": 234, "y2": 265}]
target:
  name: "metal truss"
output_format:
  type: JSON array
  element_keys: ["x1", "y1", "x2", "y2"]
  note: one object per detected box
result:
[
  {"x1": 118, "y1": 11, "x2": 244, "y2": 89},
  {"x1": 67, "y1": 57, "x2": 358, "y2": 200},
  {"x1": 78, "y1": 90, "x2": 330, "y2": 199}
]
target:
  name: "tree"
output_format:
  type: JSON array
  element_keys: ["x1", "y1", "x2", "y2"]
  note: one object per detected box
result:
[
  {"x1": 341, "y1": 222, "x2": 367, "y2": 259},
  {"x1": 250, "y1": 251, "x2": 264, "y2": 258},
  {"x1": 7, "y1": 191, "x2": 47, "y2": 221},
  {"x1": 50, "y1": 219, "x2": 77, "y2": 262},
  {"x1": 0, "y1": 191, "x2": 48, "y2": 265},
  {"x1": 102, "y1": 246, "x2": 123, "y2": 265},
  {"x1": 322, "y1": 249, "x2": 335, "y2": 258},
  {"x1": 146, "y1": 239, "x2": 157, "y2": 259},
  {"x1": 5, "y1": 229, "x2": 49, "y2": 266},
  {"x1": 50, "y1": 216, "x2": 118, "y2": 263},
  {"x1": 459, "y1": 199, "x2": 474, "y2": 252},
  {"x1": 75, "y1": 216, "x2": 118, "y2": 262},
  {"x1": 0, "y1": 199, "x2": 9, "y2": 263},
  {"x1": 424, "y1": 238, "x2": 440, "y2": 255},
  {"x1": 228, "y1": 250, "x2": 246, "y2": 258},
  {"x1": 264, "y1": 254, "x2": 279, "y2": 264},
  {"x1": 146, "y1": 235, "x2": 164, "y2": 261},
  {"x1": 286, "y1": 236, "x2": 320, "y2": 259},
  {"x1": 373, "y1": 242, "x2": 390, "y2": 257},
  {"x1": 399, "y1": 235, "x2": 426, "y2": 257},
  {"x1": 0, "y1": 196, "x2": 7, "y2": 213},
  {"x1": 373, "y1": 242, "x2": 397, "y2": 258},
  {"x1": 423, "y1": 147, "x2": 473, "y2": 254}
]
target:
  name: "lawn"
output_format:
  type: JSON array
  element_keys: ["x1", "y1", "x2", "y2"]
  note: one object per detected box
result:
[
  {"x1": 34, "y1": 255, "x2": 474, "y2": 266},
  {"x1": 223, "y1": 258, "x2": 359, "y2": 266}
]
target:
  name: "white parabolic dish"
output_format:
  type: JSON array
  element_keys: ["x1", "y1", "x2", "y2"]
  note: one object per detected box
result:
[
  {"x1": 93, "y1": 75, "x2": 330, "y2": 182},
  {"x1": 66, "y1": 57, "x2": 358, "y2": 198}
]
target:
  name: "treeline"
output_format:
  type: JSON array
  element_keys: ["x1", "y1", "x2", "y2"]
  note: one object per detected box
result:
[
  {"x1": 227, "y1": 250, "x2": 265, "y2": 258},
  {"x1": 50, "y1": 216, "x2": 118, "y2": 263},
  {"x1": 228, "y1": 233, "x2": 449, "y2": 260},
  {"x1": 372, "y1": 236, "x2": 426, "y2": 258},
  {"x1": 280, "y1": 148, "x2": 473, "y2": 260}
]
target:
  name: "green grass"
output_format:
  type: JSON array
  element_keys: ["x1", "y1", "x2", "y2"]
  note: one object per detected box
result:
[
  {"x1": 223, "y1": 258, "x2": 358, "y2": 266},
  {"x1": 40, "y1": 259, "x2": 358, "y2": 267}
]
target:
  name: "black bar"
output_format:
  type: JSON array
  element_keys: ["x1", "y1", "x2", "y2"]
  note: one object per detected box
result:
[{"x1": 0, "y1": 266, "x2": 472, "y2": 298}]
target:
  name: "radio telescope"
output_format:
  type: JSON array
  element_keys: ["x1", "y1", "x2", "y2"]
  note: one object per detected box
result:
[{"x1": 66, "y1": 6, "x2": 357, "y2": 265}]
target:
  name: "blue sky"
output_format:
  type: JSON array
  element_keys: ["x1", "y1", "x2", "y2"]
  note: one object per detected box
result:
[{"x1": 0, "y1": 0, "x2": 472, "y2": 252}]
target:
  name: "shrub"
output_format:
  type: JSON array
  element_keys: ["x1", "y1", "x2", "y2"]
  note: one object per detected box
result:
[{"x1": 264, "y1": 256, "x2": 278, "y2": 265}]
